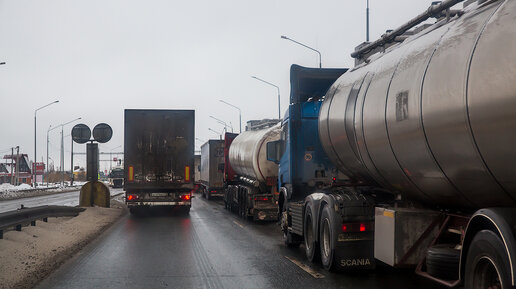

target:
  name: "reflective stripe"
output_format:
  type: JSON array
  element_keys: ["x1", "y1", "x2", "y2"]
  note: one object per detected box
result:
[
  {"x1": 185, "y1": 166, "x2": 190, "y2": 182},
  {"x1": 128, "y1": 166, "x2": 134, "y2": 182}
]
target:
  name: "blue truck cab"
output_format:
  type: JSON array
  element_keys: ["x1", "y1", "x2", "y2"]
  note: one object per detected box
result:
[
  {"x1": 268, "y1": 64, "x2": 348, "y2": 210},
  {"x1": 268, "y1": 65, "x2": 377, "y2": 271}
]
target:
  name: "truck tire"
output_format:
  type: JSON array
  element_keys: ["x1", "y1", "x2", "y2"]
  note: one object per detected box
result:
[
  {"x1": 464, "y1": 230, "x2": 513, "y2": 289},
  {"x1": 304, "y1": 202, "x2": 319, "y2": 262},
  {"x1": 183, "y1": 207, "x2": 191, "y2": 214},
  {"x1": 319, "y1": 205, "x2": 337, "y2": 271}
]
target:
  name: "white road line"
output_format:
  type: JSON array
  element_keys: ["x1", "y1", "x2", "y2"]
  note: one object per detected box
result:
[
  {"x1": 233, "y1": 220, "x2": 244, "y2": 228},
  {"x1": 285, "y1": 256, "x2": 325, "y2": 279}
]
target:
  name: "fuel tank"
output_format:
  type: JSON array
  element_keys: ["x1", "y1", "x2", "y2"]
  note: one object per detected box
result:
[
  {"x1": 319, "y1": 0, "x2": 516, "y2": 208},
  {"x1": 229, "y1": 122, "x2": 281, "y2": 183}
]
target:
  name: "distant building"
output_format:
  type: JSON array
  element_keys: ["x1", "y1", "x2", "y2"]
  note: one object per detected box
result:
[{"x1": 0, "y1": 154, "x2": 33, "y2": 185}]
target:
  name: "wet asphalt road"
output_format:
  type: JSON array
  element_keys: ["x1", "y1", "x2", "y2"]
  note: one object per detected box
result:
[{"x1": 36, "y1": 194, "x2": 446, "y2": 289}]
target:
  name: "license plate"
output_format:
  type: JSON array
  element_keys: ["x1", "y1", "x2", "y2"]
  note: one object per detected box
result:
[{"x1": 151, "y1": 193, "x2": 168, "y2": 197}]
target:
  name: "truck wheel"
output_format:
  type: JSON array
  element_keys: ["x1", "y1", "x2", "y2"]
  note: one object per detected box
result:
[
  {"x1": 319, "y1": 205, "x2": 336, "y2": 271},
  {"x1": 304, "y1": 203, "x2": 319, "y2": 262},
  {"x1": 183, "y1": 207, "x2": 190, "y2": 214},
  {"x1": 465, "y1": 230, "x2": 513, "y2": 289}
]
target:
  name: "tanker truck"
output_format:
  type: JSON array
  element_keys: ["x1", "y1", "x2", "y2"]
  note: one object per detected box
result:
[
  {"x1": 267, "y1": 0, "x2": 516, "y2": 288},
  {"x1": 224, "y1": 120, "x2": 281, "y2": 221}
]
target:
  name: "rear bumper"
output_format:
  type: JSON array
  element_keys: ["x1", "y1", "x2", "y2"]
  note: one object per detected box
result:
[{"x1": 127, "y1": 201, "x2": 191, "y2": 206}]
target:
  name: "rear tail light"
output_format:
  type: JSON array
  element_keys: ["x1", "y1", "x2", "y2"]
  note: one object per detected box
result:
[
  {"x1": 181, "y1": 194, "x2": 191, "y2": 201},
  {"x1": 127, "y1": 194, "x2": 139, "y2": 201},
  {"x1": 254, "y1": 196, "x2": 269, "y2": 201},
  {"x1": 210, "y1": 190, "x2": 216, "y2": 193},
  {"x1": 341, "y1": 222, "x2": 374, "y2": 232}
]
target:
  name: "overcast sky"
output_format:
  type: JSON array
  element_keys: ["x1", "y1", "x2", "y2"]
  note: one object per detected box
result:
[{"x1": 0, "y1": 0, "x2": 434, "y2": 172}]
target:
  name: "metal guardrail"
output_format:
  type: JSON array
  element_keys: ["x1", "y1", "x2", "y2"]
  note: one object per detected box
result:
[{"x1": 0, "y1": 205, "x2": 85, "y2": 239}]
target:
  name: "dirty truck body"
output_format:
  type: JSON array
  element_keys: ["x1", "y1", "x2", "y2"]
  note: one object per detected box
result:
[
  {"x1": 124, "y1": 109, "x2": 194, "y2": 213},
  {"x1": 200, "y1": 140, "x2": 225, "y2": 199},
  {"x1": 224, "y1": 123, "x2": 281, "y2": 221}
]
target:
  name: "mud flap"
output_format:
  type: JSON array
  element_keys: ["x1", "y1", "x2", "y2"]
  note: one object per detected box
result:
[{"x1": 334, "y1": 239, "x2": 375, "y2": 270}]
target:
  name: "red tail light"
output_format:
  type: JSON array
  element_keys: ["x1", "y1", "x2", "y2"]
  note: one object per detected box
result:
[
  {"x1": 181, "y1": 194, "x2": 191, "y2": 201},
  {"x1": 254, "y1": 196, "x2": 269, "y2": 201},
  {"x1": 127, "y1": 194, "x2": 138, "y2": 201},
  {"x1": 341, "y1": 222, "x2": 373, "y2": 232}
]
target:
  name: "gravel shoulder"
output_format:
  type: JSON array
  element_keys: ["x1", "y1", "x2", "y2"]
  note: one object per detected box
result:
[{"x1": 0, "y1": 201, "x2": 127, "y2": 289}]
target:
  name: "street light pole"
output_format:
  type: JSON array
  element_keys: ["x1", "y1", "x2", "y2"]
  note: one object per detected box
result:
[
  {"x1": 219, "y1": 100, "x2": 242, "y2": 133},
  {"x1": 366, "y1": 0, "x2": 370, "y2": 42},
  {"x1": 208, "y1": 128, "x2": 222, "y2": 140},
  {"x1": 280, "y1": 35, "x2": 322, "y2": 68},
  {"x1": 46, "y1": 125, "x2": 52, "y2": 186},
  {"x1": 34, "y1": 100, "x2": 59, "y2": 187},
  {"x1": 209, "y1": 116, "x2": 233, "y2": 132},
  {"x1": 251, "y1": 76, "x2": 281, "y2": 120},
  {"x1": 48, "y1": 117, "x2": 81, "y2": 186}
]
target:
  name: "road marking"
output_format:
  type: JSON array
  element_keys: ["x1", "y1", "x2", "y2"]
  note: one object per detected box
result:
[
  {"x1": 233, "y1": 220, "x2": 244, "y2": 228},
  {"x1": 285, "y1": 256, "x2": 325, "y2": 279}
]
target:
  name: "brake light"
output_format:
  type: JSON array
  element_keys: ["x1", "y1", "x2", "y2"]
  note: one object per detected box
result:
[
  {"x1": 127, "y1": 194, "x2": 138, "y2": 201},
  {"x1": 211, "y1": 190, "x2": 216, "y2": 193},
  {"x1": 254, "y1": 196, "x2": 269, "y2": 201},
  {"x1": 341, "y1": 222, "x2": 373, "y2": 232},
  {"x1": 181, "y1": 194, "x2": 191, "y2": 201}
]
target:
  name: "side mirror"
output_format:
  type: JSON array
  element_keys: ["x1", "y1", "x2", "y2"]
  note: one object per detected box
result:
[{"x1": 266, "y1": 140, "x2": 282, "y2": 164}]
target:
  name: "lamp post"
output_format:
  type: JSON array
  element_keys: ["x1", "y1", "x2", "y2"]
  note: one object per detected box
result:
[
  {"x1": 219, "y1": 100, "x2": 242, "y2": 133},
  {"x1": 0, "y1": 62, "x2": 5, "y2": 65},
  {"x1": 34, "y1": 100, "x2": 59, "y2": 187},
  {"x1": 280, "y1": 35, "x2": 322, "y2": 68},
  {"x1": 47, "y1": 117, "x2": 81, "y2": 186},
  {"x1": 209, "y1": 116, "x2": 233, "y2": 132},
  {"x1": 251, "y1": 76, "x2": 281, "y2": 120},
  {"x1": 366, "y1": 0, "x2": 370, "y2": 42},
  {"x1": 46, "y1": 125, "x2": 52, "y2": 186},
  {"x1": 208, "y1": 128, "x2": 222, "y2": 140}
]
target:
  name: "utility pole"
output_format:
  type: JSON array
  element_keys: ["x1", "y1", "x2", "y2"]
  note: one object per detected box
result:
[
  {"x1": 366, "y1": 0, "x2": 370, "y2": 42},
  {"x1": 15, "y1": 146, "x2": 19, "y2": 185},
  {"x1": 70, "y1": 137, "x2": 74, "y2": 186},
  {"x1": 10, "y1": 147, "x2": 13, "y2": 185},
  {"x1": 61, "y1": 128, "x2": 64, "y2": 186}
]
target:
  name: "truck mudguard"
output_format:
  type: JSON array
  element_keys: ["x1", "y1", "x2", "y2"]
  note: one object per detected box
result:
[{"x1": 461, "y1": 208, "x2": 516, "y2": 286}]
